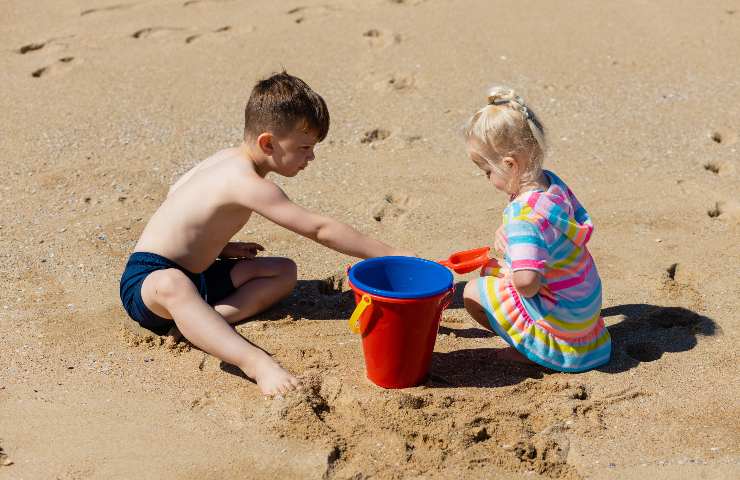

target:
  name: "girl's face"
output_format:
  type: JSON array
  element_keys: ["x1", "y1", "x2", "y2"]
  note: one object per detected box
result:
[{"x1": 468, "y1": 148, "x2": 510, "y2": 193}]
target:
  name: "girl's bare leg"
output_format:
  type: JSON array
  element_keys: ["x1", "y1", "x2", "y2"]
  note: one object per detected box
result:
[{"x1": 463, "y1": 280, "x2": 534, "y2": 365}]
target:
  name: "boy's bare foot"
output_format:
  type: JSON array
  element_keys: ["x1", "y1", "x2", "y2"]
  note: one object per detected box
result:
[
  {"x1": 496, "y1": 346, "x2": 536, "y2": 365},
  {"x1": 250, "y1": 356, "x2": 301, "y2": 396}
]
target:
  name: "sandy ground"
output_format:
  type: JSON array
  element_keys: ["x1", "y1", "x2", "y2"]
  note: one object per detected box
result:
[{"x1": 1, "y1": 0, "x2": 739, "y2": 478}]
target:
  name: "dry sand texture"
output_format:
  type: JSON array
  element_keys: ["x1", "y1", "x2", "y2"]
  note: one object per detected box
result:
[{"x1": 1, "y1": 0, "x2": 739, "y2": 478}]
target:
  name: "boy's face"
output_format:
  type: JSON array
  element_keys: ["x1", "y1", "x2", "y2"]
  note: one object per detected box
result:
[{"x1": 271, "y1": 128, "x2": 319, "y2": 177}]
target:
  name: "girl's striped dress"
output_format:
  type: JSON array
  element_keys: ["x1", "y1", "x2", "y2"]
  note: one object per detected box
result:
[{"x1": 477, "y1": 170, "x2": 611, "y2": 372}]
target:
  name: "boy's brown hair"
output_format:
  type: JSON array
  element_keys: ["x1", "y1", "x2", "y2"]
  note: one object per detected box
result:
[{"x1": 244, "y1": 71, "x2": 330, "y2": 142}]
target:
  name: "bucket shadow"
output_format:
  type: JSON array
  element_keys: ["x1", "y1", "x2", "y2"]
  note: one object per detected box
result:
[
  {"x1": 437, "y1": 325, "x2": 495, "y2": 338},
  {"x1": 598, "y1": 304, "x2": 718, "y2": 373}
]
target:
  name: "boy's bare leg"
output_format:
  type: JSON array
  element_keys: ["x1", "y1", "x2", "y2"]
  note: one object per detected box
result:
[
  {"x1": 214, "y1": 257, "x2": 297, "y2": 323},
  {"x1": 141, "y1": 268, "x2": 300, "y2": 396},
  {"x1": 463, "y1": 280, "x2": 534, "y2": 365}
]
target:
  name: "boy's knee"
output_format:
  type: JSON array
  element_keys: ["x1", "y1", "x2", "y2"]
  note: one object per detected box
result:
[
  {"x1": 276, "y1": 258, "x2": 298, "y2": 283},
  {"x1": 149, "y1": 269, "x2": 194, "y2": 301}
]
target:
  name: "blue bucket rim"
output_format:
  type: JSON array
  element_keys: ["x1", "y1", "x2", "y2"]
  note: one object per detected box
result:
[{"x1": 348, "y1": 256, "x2": 454, "y2": 299}]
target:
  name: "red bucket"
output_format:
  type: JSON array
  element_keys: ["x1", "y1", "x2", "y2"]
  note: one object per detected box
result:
[{"x1": 347, "y1": 257, "x2": 454, "y2": 388}]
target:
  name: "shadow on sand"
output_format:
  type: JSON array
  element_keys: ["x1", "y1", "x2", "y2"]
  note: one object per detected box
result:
[
  {"x1": 426, "y1": 303, "x2": 718, "y2": 387},
  {"x1": 598, "y1": 304, "x2": 718, "y2": 373}
]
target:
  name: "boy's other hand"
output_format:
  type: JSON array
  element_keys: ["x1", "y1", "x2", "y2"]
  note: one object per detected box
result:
[{"x1": 219, "y1": 242, "x2": 265, "y2": 259}]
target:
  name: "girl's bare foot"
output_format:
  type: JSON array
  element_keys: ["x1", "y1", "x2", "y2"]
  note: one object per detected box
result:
[{"x1": 250, "y1": 356, "x2": 301, "y2": 396}]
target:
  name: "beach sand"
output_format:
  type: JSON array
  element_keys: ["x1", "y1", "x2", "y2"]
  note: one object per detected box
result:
[{"x1": 1, "y1": 0, "x2": 739, "y2": 478}]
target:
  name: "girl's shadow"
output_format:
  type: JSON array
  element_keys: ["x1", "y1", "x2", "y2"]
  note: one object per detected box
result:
[
  {"x1": 598, "y1": 304, "x2": 718, "y2": 373},
  {"x1": 426, "y1": 303, "x2": 718, "y2": 388}
]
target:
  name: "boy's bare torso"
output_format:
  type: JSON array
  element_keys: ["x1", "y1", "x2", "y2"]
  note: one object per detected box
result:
[{"x1": 134, "y1": 148, "x2": 256, "y2": 272}]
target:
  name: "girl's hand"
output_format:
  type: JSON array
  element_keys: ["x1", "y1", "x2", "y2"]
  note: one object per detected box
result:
[
  {"x1": 480, "y1": 258, "x2": 503, "y2": 277},
  {"x1": 494, "y1": 224, "x2": 507, "y2": 253},
  {"x1": 219, "y1": 242, "x2": 265, "y2": 259}
]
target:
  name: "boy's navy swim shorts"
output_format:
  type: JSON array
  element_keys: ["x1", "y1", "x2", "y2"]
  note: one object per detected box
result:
[{"x1": 119, "y1": 252, "x2": 238, "y2": 335}]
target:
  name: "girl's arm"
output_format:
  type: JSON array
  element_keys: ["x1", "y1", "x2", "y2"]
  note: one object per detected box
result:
[{"x1": 511, "y1": 270, "x2": 541, "y2": 297}]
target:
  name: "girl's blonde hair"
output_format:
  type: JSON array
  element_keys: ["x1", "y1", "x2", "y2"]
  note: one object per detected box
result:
[{"x1": 463, "y1": 86, "x2": 546, "y2": 194}]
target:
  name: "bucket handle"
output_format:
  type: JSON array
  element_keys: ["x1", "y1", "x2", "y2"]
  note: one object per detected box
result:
[
  {"x1": 348, "y1": 294, "x2": 372, "y2": 334},
  {"x1": 437, "y1": 285, "x2": 455, "y2": 318}
]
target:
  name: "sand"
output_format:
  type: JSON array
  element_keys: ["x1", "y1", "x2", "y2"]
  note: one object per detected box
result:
[{"x1": 1, "y1": 0, "x2": 739, "y2": 478}]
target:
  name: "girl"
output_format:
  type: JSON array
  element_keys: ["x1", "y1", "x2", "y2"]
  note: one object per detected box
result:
[{"x1": 462, "y1": 87, "x2": 611, "y2": 372}]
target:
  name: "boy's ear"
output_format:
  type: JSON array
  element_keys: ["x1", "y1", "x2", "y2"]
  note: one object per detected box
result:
[{"x1": 257, "y1": 133, "x2": 274, "y2": 155}]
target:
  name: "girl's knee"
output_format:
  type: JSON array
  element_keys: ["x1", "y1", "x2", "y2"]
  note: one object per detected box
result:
[{"x1": 462, "y1": 279, "x2": 480, "y2": 302}]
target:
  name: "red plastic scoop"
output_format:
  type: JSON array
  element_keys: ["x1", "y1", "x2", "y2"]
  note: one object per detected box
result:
[{"x1": 437, "y1": 247, "x2": 491, "y2": 274}]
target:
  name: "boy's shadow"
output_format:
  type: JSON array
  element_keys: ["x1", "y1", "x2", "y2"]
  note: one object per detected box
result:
[
  {"x1": 597, "y1": 304, "x2": 718, "y2": 373},
  {"x1": 256, "y1": 278, "x2": 357, "y2": 322}
]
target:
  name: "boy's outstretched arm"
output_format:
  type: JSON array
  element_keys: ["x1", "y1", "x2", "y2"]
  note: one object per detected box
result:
[{"x1": 246, "y1": 180, "x2": 409, "y2": 259}]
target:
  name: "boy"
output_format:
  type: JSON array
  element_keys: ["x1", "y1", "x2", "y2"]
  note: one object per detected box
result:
[{"x1": 120, "y1": 72, "x2": 410, "y2": 396}]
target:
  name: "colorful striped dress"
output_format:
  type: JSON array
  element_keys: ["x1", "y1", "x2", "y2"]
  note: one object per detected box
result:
[{"x1": 477, "y1": 170, "x2": 611, "y2": 372}]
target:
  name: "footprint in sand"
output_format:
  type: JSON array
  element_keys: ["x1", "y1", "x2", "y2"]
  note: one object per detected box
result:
[
  {"x1": 360, "y1": 128, "x2": 390, "y2": 144},
  {"x1": 707, "y1": 200, "x2": 740, "y2": 223},
  {"x1": 707, "y1": 128, "x2": 738, "y2": 146},
  {"x1": 31, "y1": 56, "x2": 76, "y2": 78},
  {"x1": 286, "y1": 5, "x2": 341, "y2": 24},
  {"x1": 185, "y1": 25, "x2": 235, "y2": 44},
  {"x1": 183, "y1": 0, "x2": 235, "y2": 6},
  {"x1": 388, "y1": 0, "x2": 429, "y2": 5},
  {"x1": 363, "y1": 28, "x2": 402, "y2": 48},
  {"x1": 708, "y1": 202, "x2": 723, "y2": 218},
  {"x1": 372, "y1": 193, "x2": 417, "y2": 222},
  {"x1": 658, "y1": 264, "x2": 705, "y2": 311},
  {"x1": 702, "y1": 159, "x2": 736, "y2": 175},
  {"x1": 131, "y1": 27, "x2": 186, "y2": 39},
  {"x1": 81, "y1": 3, "x2": 136, "y2": 16},
  {"x1": 189, "y1": 391, "x2": 215, "y2": 411},
  {"x1": 17, "y1": 36, "x2": 73, "y2": 55},
  {"x1": 374, "y1": 72, "x2": 416, "y2": 92},
  {"x1": 0, "y1": 443, "x2": 12, "y2": 466}
]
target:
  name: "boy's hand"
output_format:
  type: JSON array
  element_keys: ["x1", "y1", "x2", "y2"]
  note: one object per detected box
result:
[
  {"x1": 219, "y1": 242, "x2": 264, "y2": 259},
  {"x1": 494, "y1": 224, "x2": 507, "y2": 253}
]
